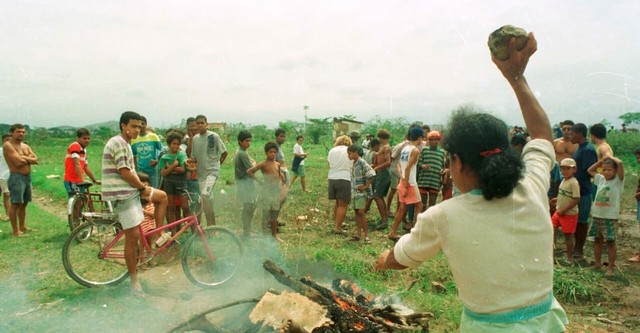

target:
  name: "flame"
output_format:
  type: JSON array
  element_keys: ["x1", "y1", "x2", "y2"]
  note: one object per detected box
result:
[{"x1": 333, "y1": 295, "x2": 355, "y2": 310}]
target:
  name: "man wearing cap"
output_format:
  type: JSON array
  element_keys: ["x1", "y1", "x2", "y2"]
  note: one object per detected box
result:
[
  {"x1": 349, "y1": 131, "x2": 361, "y2": 145},
  {"x1": 551, "y1": 158, "x2": 581, "y2": 264}
]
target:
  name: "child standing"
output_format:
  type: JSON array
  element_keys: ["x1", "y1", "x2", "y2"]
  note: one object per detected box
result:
[
  {"x1": 290, "y1": 135, "x2": 309, "y2": 192},
  {"x1": 247, "y1": 142, "x2": 286, "y2": 242},
  {"x1": 234, "y1": 130, "x2": 257, "y2": 238},
  {"x1": 417, "y1": 131, "x2": 446, "y2": 210},
  {"x1": 587, "y1": 157, "x2": 624, "y2": 276},
  {"x1": 363, "y1": 138, "x2": 379, "y2": 214},
  {"x1": 159, "y1": 133, "x2": 190, "y2": 230},
  {"x1": 138, "y1": 172, "x2": 169, "y2": 246},
  {"x1": 348, "y1": 145, "x2": 376, "y2": 244},
  {"x1": 551, "y1": 158, "x2": 581, "y2": 264}
]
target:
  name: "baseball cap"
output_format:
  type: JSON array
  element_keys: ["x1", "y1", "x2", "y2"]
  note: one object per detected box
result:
[
  {"x1": 560, "y1": 158, "x2": 576, "y2": 168},
  {"x1": 427, "y1": 131, "x2": 441, "y2": 139}
]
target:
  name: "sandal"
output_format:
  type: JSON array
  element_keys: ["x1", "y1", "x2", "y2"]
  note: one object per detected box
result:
[
  {"x1": 332, "y1": 229, "x2": 345, "y2": 235},
  {"x1": 349, "y1": 235, "x2": 361, "y2": 242},
  {"x1": 388, "y1": 235, "x2": 400, "y2": 242},
  {"x1": 628, "y1": 255, "x2": 640, "y2": 263},
  {"x1": 364, "y1": 237, "x2": 371, "y2": 244}
]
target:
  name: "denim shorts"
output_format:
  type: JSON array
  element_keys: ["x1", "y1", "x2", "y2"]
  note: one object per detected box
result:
[{"x1": 8, "y1": 173, "x2": 32, "y2": 204}]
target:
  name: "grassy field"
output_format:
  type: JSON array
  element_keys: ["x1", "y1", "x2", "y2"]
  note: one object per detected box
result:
[{"x1": 1, "y1": 132, "x2": 640, "y2": 332}]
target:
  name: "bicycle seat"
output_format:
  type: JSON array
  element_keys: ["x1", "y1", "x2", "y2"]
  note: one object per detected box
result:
[
  {"x1": 82, "y1": 212, "x2": 118, "y2": 222},
  {"x1": 77, "y1": 182, "x2": 94, "y2": 189}
]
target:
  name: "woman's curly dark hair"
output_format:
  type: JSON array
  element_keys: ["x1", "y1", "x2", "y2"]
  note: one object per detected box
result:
[{"x1": 442, "y1": 105, "x2": 523, "y2": 200}]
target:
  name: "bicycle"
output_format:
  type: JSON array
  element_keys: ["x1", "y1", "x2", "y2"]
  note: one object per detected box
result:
[
  {"x1": 67, "y1": 182, "x2": 113, "y2": 232},
  {"x1": 62, "y1": 189, "x2": 243, "y2": 289}
]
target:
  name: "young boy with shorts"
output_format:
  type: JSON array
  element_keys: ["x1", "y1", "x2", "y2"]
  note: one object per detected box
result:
[
  {"x1": 587, "y1": 157, "x2": 624, "y2": 276},
  {"x1": 551, "y1": 158, "x2": 580, "y2": 265},
  {"x1": 247, "y1": 142, "x2": 286, "y2": 242},
  {"x1": 372, "y1": 130, "x2": 392, "y2": 230},
  {"x1": 290, "y1": 135, "x2": 309, "y2": 192},
  {"x1": 363, "y1": 138, "x2": 381, "y2": 216},
  {"x1": 388, "y1": 127, "x2": 424, "y2": 241},
  {"x1": 235, "y1": 130, "x2": 257, "y2": 238},
  {"x1": 348, "y1": 145, "x2": 376, "y2": 244},
  {"x1": 138, "y1": 172, "x2": 159, "y2": 247}
]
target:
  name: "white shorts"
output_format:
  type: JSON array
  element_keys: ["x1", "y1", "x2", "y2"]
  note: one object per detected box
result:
[
  {"x1": 113, "y1": 195, "x2": 143, "y2": 230},
  {"x1": 0, "y1": 179, "x2": 8, "y2": 194},
  {"x1": 199, "y1": 174, "x2": 218, "y2": 197}
]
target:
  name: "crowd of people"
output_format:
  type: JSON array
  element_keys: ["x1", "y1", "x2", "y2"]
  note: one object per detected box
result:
[{"x1": 2, "y1": 31, "x2": 640, "y2": 330}]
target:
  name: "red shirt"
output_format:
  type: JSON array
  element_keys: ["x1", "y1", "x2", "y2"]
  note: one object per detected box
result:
[{"x1": 64, "y1": 141, "x2": 86, "y2": 183}]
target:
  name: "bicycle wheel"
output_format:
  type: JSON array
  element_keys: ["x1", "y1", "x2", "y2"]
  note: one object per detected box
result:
[
  {"x1": 182, "y1": 226, "x2": 243, "y2": 288},
  {"x1": 67, "y1": 195, "x2": 88, "y2": 232},
  {"x1": 62, "y1": 222, "x2": 129, "y2": 288}
]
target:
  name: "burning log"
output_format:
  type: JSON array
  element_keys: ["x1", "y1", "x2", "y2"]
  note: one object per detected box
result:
[
  {"x1": 263, "y1": 260, "x2": 431, "y2": 332},
  {"x1": 167, "y1": 260, "x2": 432, "y2": 332}
]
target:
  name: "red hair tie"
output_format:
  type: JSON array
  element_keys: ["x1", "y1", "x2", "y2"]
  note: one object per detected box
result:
[{"x1": 479, "y1": 148, "x2": 502, "y2": 158}]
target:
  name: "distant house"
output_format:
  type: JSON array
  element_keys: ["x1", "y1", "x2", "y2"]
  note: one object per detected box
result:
[
  {"x1": 207, "y1": 122, "x2": 227, "y2": 134},
  {"x1": 332, "y1": 118, "x2": 364, "y2": 139}
]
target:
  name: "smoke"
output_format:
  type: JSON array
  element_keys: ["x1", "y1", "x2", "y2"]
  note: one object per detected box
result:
[{"x1": 0, "y1": 232, "x2": 315, "y2": 332}]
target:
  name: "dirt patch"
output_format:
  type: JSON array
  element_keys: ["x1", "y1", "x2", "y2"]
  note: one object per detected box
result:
[{"x1": 30, "y1": 189, "x2": 640, "y2": 332}]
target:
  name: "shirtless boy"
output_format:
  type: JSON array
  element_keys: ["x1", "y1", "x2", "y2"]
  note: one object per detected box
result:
[
  {"x1": 3, "y1": 124, "x2": 39, "y2": 237},
  {"x1": 247, "y1": 142, "x2": 286, "y2": 242},
  {"x1": 553, "y1": 120, "x2": 578, "y2": 163},
  {"x1": 371, "y1": 129, "x2": 391, "y2": 229}
]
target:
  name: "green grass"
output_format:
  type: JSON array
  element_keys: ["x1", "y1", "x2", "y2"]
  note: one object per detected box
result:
[{"x1": 4, "y1": 131, "x2": 640, "y2": 332}]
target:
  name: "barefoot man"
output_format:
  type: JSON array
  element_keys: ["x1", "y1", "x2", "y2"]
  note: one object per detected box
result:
[
  {"x1": 3, "y1": 124, "x2": 39, "y2": 237},
  {"x1": 553, "y1": 120, "x2": 578, "y2": 163}
]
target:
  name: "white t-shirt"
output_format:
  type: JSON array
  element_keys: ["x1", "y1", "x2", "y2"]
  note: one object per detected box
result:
[
  {"x1": 399, "y1": 144, "x2": 418, "y2": 185},
  {"x1": 0, "y1": 147, "x2": 9, "y2": 180},
  {"x1": 591, "y1": 173, "x2": 624, "y2": 219},
  {"x1": 394, "y1": 139, "x2": 560, "y2": 316},
  {"x1": 390, "y1": 141, "x2": 408, "y2": 176},
  {"x1": 0, "y1": 146, "x2": 9, "y2": 180},
  {"x1": 293, "y1": 143, "x2": 305, "y2": 166},
  {"x1": 327, "y1": 145, "x2": 351, "y2": 181}
]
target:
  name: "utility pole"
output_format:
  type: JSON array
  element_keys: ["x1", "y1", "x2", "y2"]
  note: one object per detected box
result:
[{"x1": 303, "y1": 105, "x2": 309, "y2": 133}]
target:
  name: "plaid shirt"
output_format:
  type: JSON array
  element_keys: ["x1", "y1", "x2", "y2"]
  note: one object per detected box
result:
[{"x1": 351, "y1": 157, "x2": 376, "y2": 198}]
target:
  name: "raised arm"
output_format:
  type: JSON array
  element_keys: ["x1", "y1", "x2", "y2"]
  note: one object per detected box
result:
[
  {"x1": 493, "y1": 32, "x2": 552, "y2": 143},
  {"x1": 587, "y1": 159, "x2": 601, "y2": 178}
]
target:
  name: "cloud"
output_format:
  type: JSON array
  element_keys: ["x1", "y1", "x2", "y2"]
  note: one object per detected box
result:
[{"x1": 0, "y1": 1, "x2": 639, "y2": 128}]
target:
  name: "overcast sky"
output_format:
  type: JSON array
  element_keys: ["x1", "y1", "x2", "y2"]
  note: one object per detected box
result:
[{"x1": 1, "y1": 0, "x2": 639, "y2": 130}]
